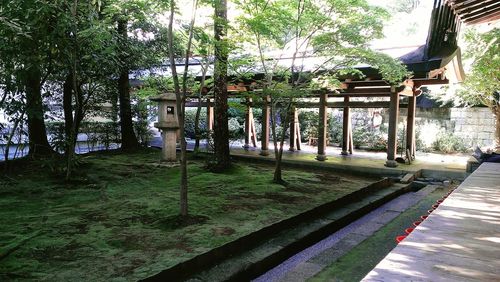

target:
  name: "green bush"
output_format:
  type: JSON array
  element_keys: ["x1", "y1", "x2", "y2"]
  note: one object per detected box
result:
[
  {"x1": 228, "y1": 117, "x2": 243, "y2": 139},
  {"x1": 352, "y1": 124, "x2": 387, "y2": 151},
  {"x1": 432, "y1": 132, "x2": 469, "y2": 153},
  {"x1": 299, "y1": 111, "x2": 319, "y2": 141},
  {"x1": 184, "y1": 108, "x2": 208, "y2": 139},
  {"x1": 329, "y1": 113, "x2": 343, "y2": 144}
]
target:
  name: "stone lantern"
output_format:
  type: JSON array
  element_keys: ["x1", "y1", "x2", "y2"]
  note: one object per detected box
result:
[{"x1": 151, "y1": 93, "x2": 179, "y2": 161}]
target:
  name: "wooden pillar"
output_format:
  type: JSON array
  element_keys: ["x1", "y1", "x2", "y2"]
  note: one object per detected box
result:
[
  {"x1": 316, "y1": 93, "x2": 328, "y2": 161},
  {"x1": 289, "y1": 107, "x2": 301, "y2": 151},
  {"x1": 348, "y1": 112, "x2": 353, "y2": 154},
  {"x1": 386, "y1": 87, "x2": 399, "y2": 167},
  {"x1": 250, "y1": 109, "x2": 257, "y2": 147},
  {"x1": 206, "y1": 98, "x2": 214, "y2": 149},
  {"x1": 207, "y1": 99, "x2": 214, "y2": 131},
  {"x1": 260, "y1": 95, "x2": 270, "y2": 156},
  {"x1": 341, "y1": 96, "x2": 350, "y2": 155},
  {"x1": 296, "y1": 111, "x2": 301, "y2": 151},
  {"x1": 406, "y1": 93, "x2": 417, "y2": 160},
  {"x1": 244, "y1": 97, "x2": 252, "y2": 150}
]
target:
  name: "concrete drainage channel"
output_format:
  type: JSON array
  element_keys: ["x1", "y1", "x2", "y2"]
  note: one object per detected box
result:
[
  {"x1": 254, "y1": 183, "x2": 445, "y2": 282},
  {"x1": 142, "y1": 177, "x2": 422, "y2": 282}
]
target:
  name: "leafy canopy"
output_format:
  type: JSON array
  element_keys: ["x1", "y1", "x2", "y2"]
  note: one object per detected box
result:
[{"x1": 458, "y1": 28, "x2": 500, "y2": 108}]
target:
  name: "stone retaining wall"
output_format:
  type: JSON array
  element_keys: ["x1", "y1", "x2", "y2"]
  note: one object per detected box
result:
[
  {"x1": 450, "y1": 107, "x2": 495, "y2": 147},
  {"x1": 383, "y1": 107, "x2": 496, "y2": 148}
]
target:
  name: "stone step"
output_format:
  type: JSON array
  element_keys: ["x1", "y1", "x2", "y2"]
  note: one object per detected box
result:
[{"x1": 170, "y1": 183, "x2": 412, "y2": 281}]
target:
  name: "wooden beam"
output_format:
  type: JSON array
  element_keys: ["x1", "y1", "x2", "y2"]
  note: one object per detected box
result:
[
  {"x1": 330, "y1": 93, "x2": 392, "y2": 98},
  {"x1": 465, "y1": 8, "x2": 500, "y2": 24},
  {"x1": 343, "y1": 80, "x2": 389, "y2": 87},
  {"x1": 454, "y1": 0, "x2": 495, "y2": 13},
  {"x1": 340, "y1": 87, "x2": 391, "y2": 94},
  {"x1": 460, "y1": 2, "x2": 500, "y2": 20},
  {"x1": 414, "y1": 78, "x2": 449, "y2": 87}
]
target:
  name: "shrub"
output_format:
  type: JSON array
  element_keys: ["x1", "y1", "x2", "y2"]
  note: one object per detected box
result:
[
  {"x1": 329, "y1": 113, "x2": 343, "y2": 144},
  {"x1": 352, "y1": 124, "x2": 387, "y2": 151},
  {"x1": 184, "y1": 108, "x2": 208, "y2": 139},
  {"x1": 432, "y1": 132, "x2": 469, "y2": 153},
  {"x1": 299, "y1": 111, "x2": 319, "y2": 141},
  {"x1": 228, "y1": 117, "x2": 243, "y2": 139}
]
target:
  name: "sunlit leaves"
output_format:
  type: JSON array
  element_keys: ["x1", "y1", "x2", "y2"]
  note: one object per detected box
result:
[{"x1": 458, "y1": 28, "x2": 500, "y2": 108}]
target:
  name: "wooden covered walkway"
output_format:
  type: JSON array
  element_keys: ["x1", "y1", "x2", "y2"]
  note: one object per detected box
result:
[{"x1": 362, "y1": 162, "x2": 500, "y2": 281}]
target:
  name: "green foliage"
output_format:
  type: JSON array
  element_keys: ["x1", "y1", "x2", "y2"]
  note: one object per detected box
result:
[
  {"x1": 184, "y1": 108, "x2": 208, "y2": 138},
  {"x1": 352, "y1": 125, "x2": 388, "y2": 151},
  {"x1": 299, "y1": 111, "x2": 320, "y2": 141},
  {"x1": 432, "y1": 132, "x2": 468, "y2": 153},
  {"x1": 458, "y1": 28, "x2": 500, "y2": 108},
  {"x1": 329, "y1": 113, "x2": 343, "y2": 144}
]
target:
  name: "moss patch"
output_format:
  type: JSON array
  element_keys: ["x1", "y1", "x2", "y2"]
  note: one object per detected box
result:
[{"x1": 0, "y1": 149, "x2": 375, "y2": 281}]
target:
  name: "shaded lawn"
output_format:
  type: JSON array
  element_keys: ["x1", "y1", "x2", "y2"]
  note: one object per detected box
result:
[{"x1": 0, "y1": 149, "x2": 376, "y2": 281}]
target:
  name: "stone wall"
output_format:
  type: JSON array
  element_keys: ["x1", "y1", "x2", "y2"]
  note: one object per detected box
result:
[
  {"x1": 450, "y1": 107, "x2": 495, "y2": 147},
  {"x1": 381, "y1": 107, "x2": 496, "y2": 149}
]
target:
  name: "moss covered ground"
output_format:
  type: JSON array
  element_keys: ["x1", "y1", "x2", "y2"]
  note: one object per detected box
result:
[
  {"x1": 309, "y1": 186, "x2": 453, "y2": 282},
  {"x1": 0, "y1": 148, "x2": 375, "y2": 281}
]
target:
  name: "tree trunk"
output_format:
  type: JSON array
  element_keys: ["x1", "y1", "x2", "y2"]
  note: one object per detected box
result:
[
  {"x1": 494, "y1": 107, "x2": 500, "y2": 149},
  {"x1": 271, "y1": 102, "x2": 291, "y2": 184},
  {"x1": 117, "y1": 19, "x2": 140, "y2": 151},
  {"x1": 63, "y1": 73, "x2": 74, "y2": 155},
  {"x1": 212, "y1": 0, "x2": 231, "y2": 171},
  {"x1": 25, "y1": 66, "x2": 53, "y2": 157},
  {"x1": 193, "y1": 60, "x2": 209, "y2": 152},
  {"x1": 168, "y1": 0, "x2": 188, "y2": 216}
]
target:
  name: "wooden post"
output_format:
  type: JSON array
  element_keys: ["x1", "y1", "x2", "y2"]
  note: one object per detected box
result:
[
  {"x1": 348, "y1": 112, "x2": 353, "y2": 154},
  {"x1": 316, "y1": 93, "x2": 328, "y2": 161},
  {"x1": 386, "y1": 87, "x2": 399, "y2": 167},
  {"x1": 289, "y1": 107, "x2": 296, "y2": 151},
  {"x1": 341, "y1": 96, "x2": 350, "y2": 155},
  {"x1": 249, "y1": 107, "x2": 257, "y2": 147},
  {"x1": 289, "y1": 107, "x2": 301, "y2": 151},
  {"x1": 296, "y1": 111, "x2": 301, "y2": 151},
  {"x1": 260, "y1": 95, "x2": 270, "y2": 156},
  {"x1": 207, "y1": 99, "x2": 214, "y2": 131},
  {"x1": 406, "y1": 92, "x2": 417, "y2": 160},
  {"x1": 243, "y1": 97, "x2": 251, "y2": 150},
  {"x1": 206, "y1": 98, "x2": 214, "y2": 149}
]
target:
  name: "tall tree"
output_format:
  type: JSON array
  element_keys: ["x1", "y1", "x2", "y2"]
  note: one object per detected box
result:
[
  {"x1": 103, "y1": 0, "x2": 155, "y2": 150},
  {"x1": 237, "y1": 0, "x2": 408, "y2": 183},
  {"x1": 457, "y1": 28, "x2": 500, "y2": 147},
  {"x1": 165, "y1": 0, "x2": 199, "y2": 216},
  {"x1": 116, "y1": 18, "x2": 140, "y2": 150},
  {"x1": 0, "y1": 1, "x2": 57, "y2": 158},
  {"x1": 212, "y1": 0, "x2": 231, "y2": 171}
]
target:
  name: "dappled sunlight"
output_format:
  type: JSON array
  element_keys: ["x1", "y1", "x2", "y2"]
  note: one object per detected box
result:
[
  {"x1": 363, "y1": 163, "x2": 500, "y2": 281},
  {"x1": 376, "y1": 253, "x2": 427, "y2": 277},
  {"x1": 476, "y1": 237, "x2": 500, "y2": 244}
]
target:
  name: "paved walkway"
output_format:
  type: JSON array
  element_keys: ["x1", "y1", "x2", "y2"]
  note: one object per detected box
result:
[
  {"x1": 150, "y1": 137, "x2": 469, "y2": 178},
  {"x1": 215, "y1": 141, "x2": 469, "y2": 179},
  {"x1": 362, "y1": 162, "x2": 500, "y2": 281}
]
